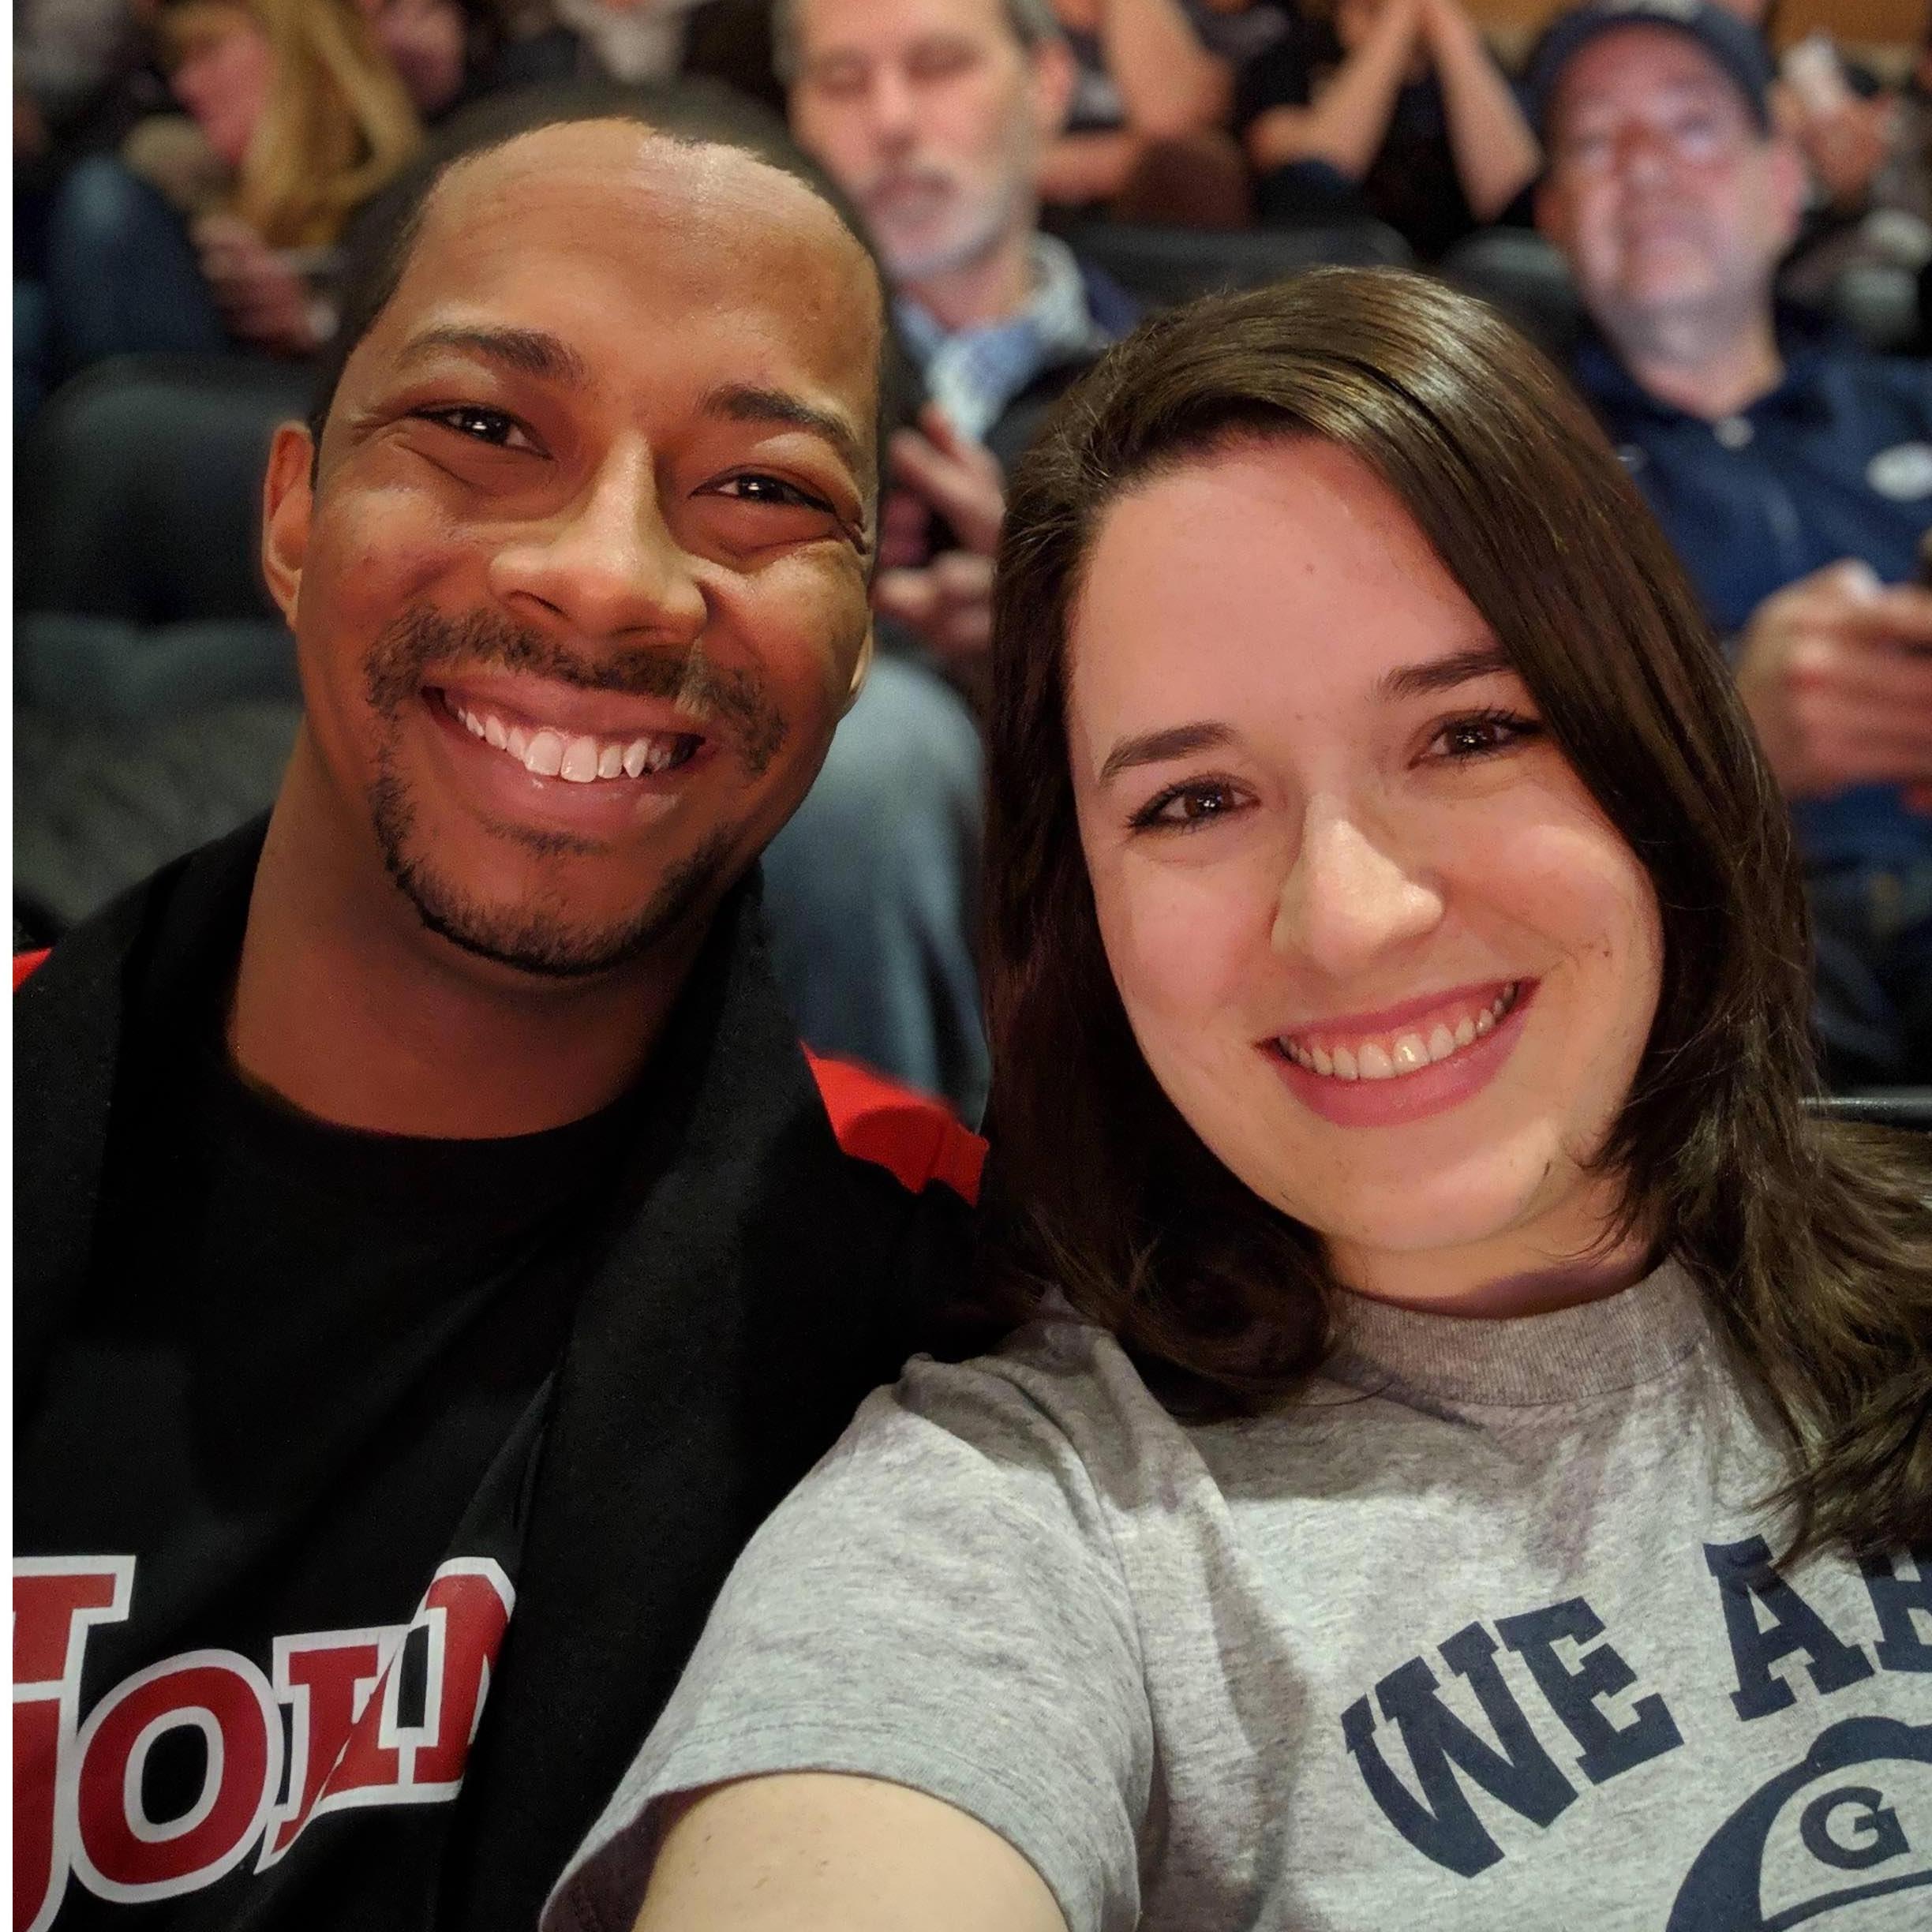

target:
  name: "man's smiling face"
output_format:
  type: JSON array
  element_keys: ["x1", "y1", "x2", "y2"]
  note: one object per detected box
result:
[{"x1": 262, "y1": 122, "x2": 882, "y2": 978}]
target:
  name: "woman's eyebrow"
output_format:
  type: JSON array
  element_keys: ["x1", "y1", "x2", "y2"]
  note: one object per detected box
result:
[
  {"x1": 1099, "y1": 721, "x2": 1235, "y2": 785},
  {"x1": 1378, "y1": 644, "x2": 1513, "y2": 703}
]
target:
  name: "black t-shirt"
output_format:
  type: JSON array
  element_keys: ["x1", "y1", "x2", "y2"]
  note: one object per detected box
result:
[
  {"x1": 1242, "y1": 17, "x2": 1507, "y2": 260},
  {"x1": 15, "y1": 1008, "x2": 646, "y2": 1929}
]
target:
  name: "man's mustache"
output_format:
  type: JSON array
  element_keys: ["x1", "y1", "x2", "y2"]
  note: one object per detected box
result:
[{"x1": 363, "y1": 606, "x2": 789, "y2": 776}]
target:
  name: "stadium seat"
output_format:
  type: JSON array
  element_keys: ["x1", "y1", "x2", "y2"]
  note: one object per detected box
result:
[
  {"x1": 17, "y1": 354, "x2": 313, "y2": 721},
  {"x1": 1060, "y1": 219, "x2": 1412, "y2": 313},
  {"x1": 1809, "y1": 1091, "x2": 1932, "y2": 1132},
  {"x1": 1440, "y1": 229, "x2": 1585, "y2": 359}
]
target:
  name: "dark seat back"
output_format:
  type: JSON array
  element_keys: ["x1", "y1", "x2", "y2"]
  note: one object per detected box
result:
[
  {"x1": 1440, "y1": 229, "x2": 1586, "y2": 359},
  {"x1": 1807, "y1": 1092, "x2": 1932, "y2": 1133},
  {"x1": 1058, "y1": 219, "x2": 1413, "y2": 313},
  {"x1": 17, "y1": 353, "x2": 316, "y2": 625}
]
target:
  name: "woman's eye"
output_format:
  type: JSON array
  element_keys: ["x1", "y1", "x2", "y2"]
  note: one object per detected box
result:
[
  {"x1": 712, "y1": 473, "x2": 835, "y2": 513},
  {"x1": 1131, "y1": 779, "x2": 1249, "y2": 833},
  {"x1": 1429, "y1": 710, "x2": 1543, "y2": 762},
  {"x1": 419, "y1": 406, "x2": 536, "y2": 451}
]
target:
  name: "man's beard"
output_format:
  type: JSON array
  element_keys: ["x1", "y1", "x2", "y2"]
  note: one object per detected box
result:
[
  {"x1": 867, "y1": 166, "x2": 1016, "y2": 286},
  {"x1": 360, "y1": 606, "x2": 783, "y2": 979}
]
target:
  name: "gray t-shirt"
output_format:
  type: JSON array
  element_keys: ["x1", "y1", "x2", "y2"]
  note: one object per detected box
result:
[{"x1": 546, "y1": 1262, "x2": 1932, "y2": 1931}]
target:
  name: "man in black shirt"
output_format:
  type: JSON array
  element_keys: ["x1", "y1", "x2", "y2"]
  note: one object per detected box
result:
[{"x1": 15, "y1": 112, "x2": 987, "y2": 1932}]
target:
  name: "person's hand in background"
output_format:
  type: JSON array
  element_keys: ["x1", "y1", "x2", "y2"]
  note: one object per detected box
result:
[
  {"x1": 1734, "y1": 560, "x2": 1932, "y2": 813},
  {"x1": 193, "y1": 213, "x2": 322, "y2": 356},
  {"x1": 872, "y1": 405, "x2": 1007, "y2": 683}
]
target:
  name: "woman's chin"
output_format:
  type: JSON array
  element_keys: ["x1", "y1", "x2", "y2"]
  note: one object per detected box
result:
[{"x1": 1269, "y1": 1136, "x2": 1582, "y2": 1282}]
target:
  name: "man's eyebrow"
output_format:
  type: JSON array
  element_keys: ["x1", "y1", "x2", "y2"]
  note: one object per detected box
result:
[
  {"x1": 1379, "y1": 644, "x2": 1515, "y2": 702},
  {"x1": 395, "y1": 326, "x2": 593, "y2": 388},
  {"x1": 701, "y1": 382, "x2": 869, "y2": 481},
  {"x1": 1099, "y1": 721, "x2": 1236, "y2": 785}
]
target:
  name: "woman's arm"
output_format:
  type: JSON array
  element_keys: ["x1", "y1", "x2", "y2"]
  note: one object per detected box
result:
[
  {"x1": 634, "y1": 1775, "x2": 1071, "y2": 1932},
  {"x1": 1098, "y1": 0, "x2": 1234, "y2": 140},
  {"x1": 1245, "y1": 0, "x2": 1419, "y2": 181},
  {"x1": 1417, "y1": 0, "x2": 1540, "y2": 222}
]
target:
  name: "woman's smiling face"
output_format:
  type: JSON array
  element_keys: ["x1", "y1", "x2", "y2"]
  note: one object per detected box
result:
[{"x1": 1065, "y1": 437, "x2": 1665, "y2": 1311}]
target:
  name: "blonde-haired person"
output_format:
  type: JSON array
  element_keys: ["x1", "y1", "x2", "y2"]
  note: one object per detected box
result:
[{"x1": 38, "y1": 0, "x2": 421, "y2": 380}]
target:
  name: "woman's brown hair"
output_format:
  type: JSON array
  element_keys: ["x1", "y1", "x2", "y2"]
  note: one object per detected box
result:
[{"x1": 983, "y1": 267, "x2": 1932, "y2": 1560}]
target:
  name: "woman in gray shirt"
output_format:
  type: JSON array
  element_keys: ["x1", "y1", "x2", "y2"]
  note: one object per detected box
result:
[{"x1": 547, "y1": 268, "x2": 1932, "y2": 1932}]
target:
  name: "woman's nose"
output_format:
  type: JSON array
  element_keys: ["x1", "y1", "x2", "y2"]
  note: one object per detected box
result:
[{"x1": 1270, "y1": 804, "x2": 1444, "y2": 978}]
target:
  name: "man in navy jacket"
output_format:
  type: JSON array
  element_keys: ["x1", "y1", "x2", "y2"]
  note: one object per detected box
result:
[{"x1": 1530, "y1": 0, "x2": 1932, "y2": 1083}]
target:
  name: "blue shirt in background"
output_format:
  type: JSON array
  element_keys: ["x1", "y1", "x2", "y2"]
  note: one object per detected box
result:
[{"x1": 1571, "y1": 328, "x2": 1932, "y2": 874}]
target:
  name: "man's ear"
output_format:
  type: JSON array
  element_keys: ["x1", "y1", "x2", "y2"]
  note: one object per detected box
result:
[
  {"x1": 1031, "y1": 35, "x2": 1078, "y2": 141},
  {"x1": 843, "y1": 621, "x2": 876, "y2": 716},
  {"x1": 261, "y1": 421, "x2": 315, "y2": 628}
]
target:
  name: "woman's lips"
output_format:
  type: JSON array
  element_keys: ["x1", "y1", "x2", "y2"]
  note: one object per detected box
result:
[
  {"x1": 1275, "y1": 981, "x2": 1522, "y2": 1082},
  {"x1": 1264, "y1": 980, "x2": 1537, "y2": 1129}
]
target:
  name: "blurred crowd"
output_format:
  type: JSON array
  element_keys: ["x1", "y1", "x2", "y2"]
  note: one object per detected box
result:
[{"x1": 13, "y1": 0, "x2": 1932, "y2": 1100}]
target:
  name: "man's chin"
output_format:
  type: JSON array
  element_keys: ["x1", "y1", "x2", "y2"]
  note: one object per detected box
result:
[{"x1": 378, "y1": 801, "x2": 740, "y2": 983}]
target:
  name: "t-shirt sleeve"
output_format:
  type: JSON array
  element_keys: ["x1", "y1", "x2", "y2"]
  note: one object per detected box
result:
[{"x1": 543, "y1": 1342, "x2": 1154, "y2": 1932}]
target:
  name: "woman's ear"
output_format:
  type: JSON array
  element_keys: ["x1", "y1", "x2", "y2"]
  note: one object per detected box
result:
[{"x1": 260, "y1": 421, "x2": 315, "y2": 627}]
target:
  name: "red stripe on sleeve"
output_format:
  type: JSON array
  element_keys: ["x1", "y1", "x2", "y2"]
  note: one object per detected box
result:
[{"x1": 803, "y1": 1049, "x2": 986, "y2": 1204}]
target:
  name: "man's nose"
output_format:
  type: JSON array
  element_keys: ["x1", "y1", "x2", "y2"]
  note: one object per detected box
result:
[
  {"x1": 1612, "y1": 122, "x2": 1677, "y2": 186},
  {"x1": 1269, "y1": 801, "x2": 1444, "y2": 979},
  {"x1": 487, "y1": 444, "x2": 707, "y2": 647},
  {"x1": 867, "y1": 65, "x2": 919, "y2": 144}
]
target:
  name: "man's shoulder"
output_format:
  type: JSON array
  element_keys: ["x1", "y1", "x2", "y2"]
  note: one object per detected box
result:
[
  {"x1": 1803, "y1": 343, "x2": 1932, "y2": 425},
  {"x1": 11, "y1": 958, "x2": 988, "y2": 1208},
  {"x1": 803, "y1": 1048, "x2": 986, "y2": 1205},
  {"x1": 1073, "y1": 254, "x2": 1146, "y2": 346}
]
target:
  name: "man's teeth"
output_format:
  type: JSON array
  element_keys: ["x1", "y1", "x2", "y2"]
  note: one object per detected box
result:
[
  {"x1": 442, "y1": 695, "x2": 691, "y2": 783},
  {"x1": 1279, "y1": 983, "x2": 1522, "y2": 1082}
]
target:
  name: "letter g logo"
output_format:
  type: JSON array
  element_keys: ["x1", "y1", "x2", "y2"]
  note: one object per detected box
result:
[{"x1": 1798, "y1": 1786, "x2": 1908, "y2": 1873}]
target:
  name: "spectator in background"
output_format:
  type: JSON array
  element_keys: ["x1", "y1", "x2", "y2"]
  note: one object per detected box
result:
[
  {"x1": 1530, "y1": 0, "x2": 1932, "y2": 1085},
  {"x1": 35, "y1": 0, "x2": 421, "y2": 380},
  {"x1": 1244, "y1": 0, "x2": 1540, "y2": 259},
  {"x1": 1040, "y1": 0, "x2": 1256, "y2": 225},
  {"x1": 1709, "y1": 0, "x2": 1932, "y2": 340},
  {"x1": 16, "y1": 0, "x2": 156, "y2": 159},
  {"x1": 506, "y1": 0, "x2": 784, "y2": 110},
  {"x1": 1708, "y1": 0, "x2": 1900, "y2": 219},
  {"x1": 769, "y1": 0, "x2": 1146, "y2": 1118}
]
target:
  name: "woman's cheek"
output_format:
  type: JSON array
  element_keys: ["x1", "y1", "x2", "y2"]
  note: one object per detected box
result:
[{"x1": 1101, "y1": 850, "x2": 1270, "y2": 1039}]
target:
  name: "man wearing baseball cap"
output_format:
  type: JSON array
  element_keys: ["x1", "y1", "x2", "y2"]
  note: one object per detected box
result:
[{"x1": 1529, "y1": 0, "x2": 1932, "y2": 1086}]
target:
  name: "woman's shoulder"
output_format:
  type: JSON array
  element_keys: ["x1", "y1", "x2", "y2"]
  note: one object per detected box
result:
[{"x1": 859, "y1": 1309, "x2": 1184, "y2": 1464}]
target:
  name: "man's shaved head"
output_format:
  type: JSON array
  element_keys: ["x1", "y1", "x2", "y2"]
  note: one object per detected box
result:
[{"x1": 310, "y1": 102, "x2": 887, "y2": 451}]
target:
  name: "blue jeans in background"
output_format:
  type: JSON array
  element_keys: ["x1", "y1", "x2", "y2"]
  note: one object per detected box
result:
[
  {"x1": 43, "y1": 155, "x2": 227, "y2": 382},
  {"x1": 762, "y1": 657, "x2": 988, "y2": 1124}
]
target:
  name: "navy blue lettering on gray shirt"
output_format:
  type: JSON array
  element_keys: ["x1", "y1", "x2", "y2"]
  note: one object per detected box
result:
[{"x1": 546, "y1": 1264, "x2": 1932, "y2": 1932}]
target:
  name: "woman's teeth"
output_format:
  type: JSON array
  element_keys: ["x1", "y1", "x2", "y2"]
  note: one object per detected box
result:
[
  {"x1": 440, "y1": 693, "x2": 694, "y2": 783},
  {"x1": 1279, "y1": 983, "x2": 1522, "y2": 1082}
]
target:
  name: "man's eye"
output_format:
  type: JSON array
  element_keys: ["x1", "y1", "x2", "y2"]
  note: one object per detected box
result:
[
  {"x1": 908, "y1": 42, "x2": 975, "y2": 81},
  {"x1": 418, "y1": 406, "x2": 536, "y2": 450},
  {"x1": 807, "y1": 58, "x2": 867, "y2": 97},
  {"x1": 713, "y1": 474, "x2": 835, "y2": 512},
  {"x1": 1428, "y1": 711, "x2": 1543, "y2": 762},
  {"x1": 1130, "y1": 779, "x2": 1249, "y2": 833}
]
